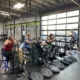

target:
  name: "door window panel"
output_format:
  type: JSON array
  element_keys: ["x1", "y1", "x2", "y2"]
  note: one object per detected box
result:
[
  {"x1": 57, "y1": 19, "x2": 66, "y2": 24},
  {"x1": 57, "y1": 13, "x2": 66, "y2": 18},
  {"x1": 57, "y1": 25, "x2": 66, "y2": 29},
  {"x1": 41, "y1": 31, "x2": 47, "y2": 35},
  {"x1": 49, "y1": 14, "x2": 56, "y2": 19},
  {"x1": 48, "y1": 25, "x2": 56, "y2": 30}
]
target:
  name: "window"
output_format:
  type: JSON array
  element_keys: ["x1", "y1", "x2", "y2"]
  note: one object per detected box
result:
[
  {"x1": 66, "y1": 30, "x2": 78, "y2": 35},
  {"x1": 41, "y1": 36, "x2": 47, "y2": 39},
  {"x1": 67, "y1": 10, "x2": 79, "y2": 17},
  {"x1": 41, "y1": 10, "x2": 79, "y2": 48},
  {"x1": 56, "y1": 31, "x2": 65, "y2": 35},
  {"x1": 48, "y1": 25, "x2": 56, "y2": 30},
  {"x1": 66, "y1": 31, "x2": 72, "y2": 35},
  {"x1": 57, "y1": 25, "x2": 66, "y2": 29},
  {"x1": 49, "y1": 14, "x2": 56, "y2": 19},
  {"x1": 48, "y1": 31, "x2": 55, "y2": 35},
  {"x1": 41, "y1": 26, "x2": 47, "y2": 30},
  {"x1": 41, "y1": 31, "x2": 47, "y2": 35},
  {"x1": 48, "y1": 20, "x2": 56, "y2": 24},
  {"x1": 41, "y1": 21, "x2": 47, "y2": 25},
  {"x1": 41, "y1": 16, "x2": 48, "y2": 20},
  {"x1": 66, "y1": 37, "x2": 71, "y2": 42},
  {"x1": 67, "y1": 24, "x2": 78, "y2": 29},
  {"x1": 67, "y1": 17, "x2": 79, "y2": 23},
  {"x1": 57, "y1": 13, "x2": 66, "y2": 18},
  {"x1": 56, "y1": 37, "x2": 64, "y2": 40},
  {"x1": 57, "y1": 18, "x2": 66, "y2": 24}
]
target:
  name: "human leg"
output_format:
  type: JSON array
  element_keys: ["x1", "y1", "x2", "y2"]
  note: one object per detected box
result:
[
  {"x1": 27, "y1": 47, "x2": 31, "y2": 52},
  {"x1": 70, "y1": 40, "x2": 76, "y2": 50},
  {"x1": 2, "y1": 50, "x2": 11, "y2": 63},
  {"x1": 2, "y1": 50, "x2": 14, "y2": 73}
]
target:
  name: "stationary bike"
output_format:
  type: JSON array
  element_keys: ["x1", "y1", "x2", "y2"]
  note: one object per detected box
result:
[
  {"x1": 21, "y1": 42, "x2": 44, "y2": 80},
  {"x1": 54, "y1": 38, "x2": 77, "y2": 65},
  {"x1": 40, "y1": 45, "x2": 60, "y2": 74}
]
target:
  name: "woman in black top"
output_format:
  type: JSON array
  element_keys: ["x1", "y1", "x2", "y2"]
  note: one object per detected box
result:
[
  {"x1": 36, "y1": 38, "x2": 46, "y2": 56},
  {"x1": 46, "y1": 34, "x2": 56, "y2": 51}
]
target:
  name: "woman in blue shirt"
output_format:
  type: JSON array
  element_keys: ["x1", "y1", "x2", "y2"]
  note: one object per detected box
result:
[{"x1": 23, "y1": 34, "x2": 34, "y2": 51}]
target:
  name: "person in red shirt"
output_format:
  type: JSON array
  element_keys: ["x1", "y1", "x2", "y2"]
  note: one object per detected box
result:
[{"x1": 2, "y1": 35, "x2": 18, "y2": 73}]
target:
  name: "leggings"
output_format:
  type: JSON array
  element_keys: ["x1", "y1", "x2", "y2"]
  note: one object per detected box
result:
[
  {"x1": 2, "y1": 49, "x2": 14, "y2": 70},
  {"x1": 70, "y1": 39, "x2": 76, "y2": 50}
]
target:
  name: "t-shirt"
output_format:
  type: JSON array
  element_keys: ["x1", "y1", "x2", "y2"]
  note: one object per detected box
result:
[
  {"x1": 23, "y1": 38, "x2": 32, "y2": 48},
  {"x1": 36, "y1": 42, "x2": 41, "y2": 49},
  {"x1": 72, "y1": 32, "x2": 78, "y2": 41},
  {"x1": 46, "y1": 37, "x2": 53, "y2": 44},
  {"x1": 3, "y1": 40, "x2": 13, "y2": 51},
  {"x1": 36, "y1": 42, "x2": 43, "y2": 54}
]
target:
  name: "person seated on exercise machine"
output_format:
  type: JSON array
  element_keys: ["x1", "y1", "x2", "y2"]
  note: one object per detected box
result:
[
  {"x1": 69, "y1": 30, "x2": 78, "y2": 51},
  {"x1": 22, "y1": 34, "x2": 34, "y2": 52},
  {"x1": 46, "y1": 34, "x2": 56, "y2": 51},
  {"x1": 2, "y1": 35, "x2": 19, "y2": 73},
  {"x1": 36, "y1": 38, "x2": 47, "y2": 56}
]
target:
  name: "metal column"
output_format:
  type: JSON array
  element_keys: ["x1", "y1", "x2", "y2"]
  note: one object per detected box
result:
[
  {"x1": 78, "y1": 9, "x2": 80, "y2": 50},
  {"x1": 14, "y1": 18, "x2": 15, "y2": 35}
]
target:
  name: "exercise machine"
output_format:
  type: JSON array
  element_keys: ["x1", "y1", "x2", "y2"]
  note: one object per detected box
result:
[
  {"x1": 53, "y1": 38, "x2": 77, "y2": 65},
  {"x1": 15, "y1": 43, "x2": 44, "y2": 80},
  {"x1": 41, "y1": 45, "x2": 60, "y2": 73}
]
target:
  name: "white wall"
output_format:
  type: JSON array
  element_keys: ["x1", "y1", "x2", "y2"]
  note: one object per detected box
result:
[
  {"x1": 5, "y1": 14, "x2": 40, "y2": 40},
  {"x1": 0, "y1": 22, "x2": 3, "y2": 34}
]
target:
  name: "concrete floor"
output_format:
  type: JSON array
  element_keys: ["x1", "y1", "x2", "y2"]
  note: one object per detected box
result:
[{"x1": 0, "y1": 41, "x2": 80, "y2": 80}]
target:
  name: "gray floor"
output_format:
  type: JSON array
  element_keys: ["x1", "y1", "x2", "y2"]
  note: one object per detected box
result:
[{"x1": 0, "y1": 41, "x2": 80, "y2": 80}]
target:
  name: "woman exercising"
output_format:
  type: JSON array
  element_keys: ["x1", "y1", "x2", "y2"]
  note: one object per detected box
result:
[
  {"x1": 2, "y1": 35, "x2": 18, "y2": 73},
  {"x1": 36, "y1": 38, "x2": 46, "y2": 56},
  {"x1": 22, "y1": 34, "x2": 34, "y2": 51},
  {"x1": 46, "y1": 34, "x2": 56, "y2": 51}
]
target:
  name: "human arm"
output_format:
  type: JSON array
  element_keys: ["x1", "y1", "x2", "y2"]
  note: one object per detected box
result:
[
  {"x1": 72, "y1": 33, "x2": 75, "y2": 39},
  {"x1": 40, "y1": 42, "x2": 47, "y2": 46},
  {"x1": 12, "y1": 38, "x2": 19, "y2": 44},
  {"x1": 4, "y1": 39, "x2": 10, "y2": 45},
  {"x1": 50, "y1": 38, "x2": 56, "y2": 42},
  {"x1": 25, "y1": 38, "x2": 34, "y2": 44},
  {"x1": 46, "y1": 37, "x2": 56, "y2": 43}
]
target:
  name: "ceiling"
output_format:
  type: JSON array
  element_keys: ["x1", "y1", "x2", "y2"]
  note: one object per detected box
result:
[{"x1": 0, "y1": 0, "x2": 80, "y2": 21}]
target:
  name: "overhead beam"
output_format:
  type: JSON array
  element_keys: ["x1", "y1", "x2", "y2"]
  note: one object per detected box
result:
[
  {"x1": 71, "y1": 0, "x2": 80, "y2": 6},
  {"x1": 0, "y1": 4, "x2": 38, "y2": 15},
  {"x1": 39, "y1": 0, "x2": 58, "y2": 8},
  {"x1": 0, "y1": 0, "x2": 39, "y2": 13},
  {"x1": 6, "y1": 0, "x2": 41, "y2": 11},
  {"x1": 41, "y1": 3, "x2": 80, "y2": 14},
  {"x1": 31, "y1": 0, "x2": 48, "y2": 8}
]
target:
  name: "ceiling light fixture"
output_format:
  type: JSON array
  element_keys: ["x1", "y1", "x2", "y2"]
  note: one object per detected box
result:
[
  {"x1": 13, "y1": 3, "x2": 24, "y2": 9},
  {"x1": 1, "y1": 12, "x2": 9, "y2": 16},
  {"x1": 0, "y1": 11, "x2": 20, "y2": 16}
]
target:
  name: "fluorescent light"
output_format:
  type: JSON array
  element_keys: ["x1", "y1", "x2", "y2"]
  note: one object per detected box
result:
[
  {"x1": 13, "y1": 3, "x2": 24, "y2": 9},
  {"x1": 1, "y1": 12, "x2": 9, "y2": 16},
  {"x1": 0, "y1": 11, "x2": 20, "y2": 16},
  {"x1": 17, "y1": 4, "x2": 24, "y2": 9}
]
